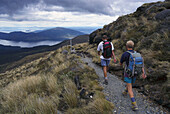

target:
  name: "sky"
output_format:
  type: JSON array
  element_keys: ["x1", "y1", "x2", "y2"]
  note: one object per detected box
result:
[{"x1": 0, "y1": 0, "x2": 164, "y2": 27}]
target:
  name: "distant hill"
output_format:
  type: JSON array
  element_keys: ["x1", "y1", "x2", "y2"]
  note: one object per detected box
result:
[
  {"x1": 0, "y1": 35, "x2": 89, "y2": 72},
  {"x1": 0, "y1": 27, "x2": 85, "y2": 42}
]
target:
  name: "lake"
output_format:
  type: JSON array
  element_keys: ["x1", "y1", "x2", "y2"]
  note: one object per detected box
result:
[{"x1": 0, "y1": 39, "x2": 61, "y2": 48}]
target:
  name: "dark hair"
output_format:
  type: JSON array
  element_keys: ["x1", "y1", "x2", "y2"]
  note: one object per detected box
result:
[{"x1": 102, "y1": 35, "x2": 108, "y2": 39}]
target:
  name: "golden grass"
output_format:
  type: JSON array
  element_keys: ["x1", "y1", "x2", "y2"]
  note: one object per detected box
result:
[
  {"x1": 67, "y1": 98, "x2": 114, "y2": 114},
  {"x1": 0, "y1": 45, "x2": 115, "y2": 113},
  {"x1": 0, "y1": 74, "x2": 61, "y2": 113},
  {"x1": 63, "y1": 79, "x2": 78, "y2": 108}
]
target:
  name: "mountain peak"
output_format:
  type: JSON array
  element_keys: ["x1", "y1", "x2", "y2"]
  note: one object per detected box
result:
[{"x1": 0, "y1": 27, "x2": 84, "y2": 42}]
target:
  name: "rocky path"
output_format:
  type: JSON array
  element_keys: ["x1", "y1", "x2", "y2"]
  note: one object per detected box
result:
[{"x1": 82, "y1": 57, "x2": 167, "y2": 114}]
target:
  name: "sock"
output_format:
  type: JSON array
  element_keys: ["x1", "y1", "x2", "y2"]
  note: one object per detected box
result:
[
  {"x1": 131, "y1": 97, "x2": 135, "y2": 102},
  {"x1": 105, "y1": 77, "x2": 108, "y2": 80}
]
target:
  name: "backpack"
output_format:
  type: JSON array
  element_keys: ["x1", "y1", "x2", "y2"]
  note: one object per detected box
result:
[
  {"x1": 125, "y1": 51, "x2": 144, "y2": 77},
  {"x1": 102, "y1": 41, "x2": 112, "y2": 58}
]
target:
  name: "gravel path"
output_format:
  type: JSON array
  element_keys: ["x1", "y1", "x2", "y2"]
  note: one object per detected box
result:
[{"x1": 82, "y1": 57, "x2": 167, "y2": 114}]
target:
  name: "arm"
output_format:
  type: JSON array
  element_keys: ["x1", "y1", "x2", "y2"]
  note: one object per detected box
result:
[
  {"x1": 142, "y1": 67, "x2": 147, "y2": 79},
  {"x1": 98, "y1": 51, "x2": 100, "y2": 56},
  {"x1": 112, "y1": 50, "x2": 117, "y2": 63},
  {"x1": 119, "y1": 52, "x2": 126, "y2": 66},
  {"x1": 97, "y1": 42, "x2": 102, "y2": 56},
  {"x1": 111, "y1": 42, "x2": 116, "y2": 63},
  {"x1": 142, "y1": 58, "x2": 147, "y2": 79}
]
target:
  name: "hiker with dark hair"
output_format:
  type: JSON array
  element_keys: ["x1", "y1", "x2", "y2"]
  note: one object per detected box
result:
[
  {"x1": 120, "y1": 40, "x2": 147, "y2": 111},
  {"x1": 97, "y1": 35, "x2": 116, "y2": 85}
]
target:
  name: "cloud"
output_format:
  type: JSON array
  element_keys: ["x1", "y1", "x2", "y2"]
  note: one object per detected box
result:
[
  {"x1": 0, "y1": 0, "x2": 164, "y2": 27},
  {"x1": 43, "y1": 0, "x2": 114, "y2": 15},
  {"x1": 1, "y1": 0, "x2": 164, "y2": 16},
  {"x1": 0, "y1": 0, "x2": 40, "y2": 15}
]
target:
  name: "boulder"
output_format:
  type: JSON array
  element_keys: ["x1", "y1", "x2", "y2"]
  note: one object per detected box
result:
[
  {"x1": 155, "y1": 9, "x2": 170, "y2": 20},
  {"x1": 62, "y1": 50, "x2": 68, "y2": 55},
  {"x1": 89, "y1": 29, "x2": 102, "y2": 44}
]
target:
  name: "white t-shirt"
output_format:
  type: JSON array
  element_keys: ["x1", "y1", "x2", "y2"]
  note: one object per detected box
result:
[{"x1": 97, "y1": 40, "x2": 114, "y2": 60}]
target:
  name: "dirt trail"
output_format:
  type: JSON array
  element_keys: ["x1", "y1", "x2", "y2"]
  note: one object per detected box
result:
[{"x1": 82, "y1": 57, "x2": 167, "y2": 114}]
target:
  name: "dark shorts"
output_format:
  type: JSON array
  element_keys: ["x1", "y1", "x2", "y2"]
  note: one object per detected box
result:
[{"x1": 101, "y1": 59, "x2": 110, "y2": 66}]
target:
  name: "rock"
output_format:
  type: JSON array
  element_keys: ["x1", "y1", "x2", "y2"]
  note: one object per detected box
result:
[
  {"x1": 155, "y1": 9, "x2": 170, "y2": 20},
  {"x1": 89, "y1": 29, "x2": 102, "y2": 44},
  {"x1": 136, "y1": 6, "x2": 146, "y2": 12},
  {"x1": 62, "y1": 50, "x2": 68, "y2": 55},
  {"x1": 146, "y1": 111, "x2": 150, "y2": 114}
]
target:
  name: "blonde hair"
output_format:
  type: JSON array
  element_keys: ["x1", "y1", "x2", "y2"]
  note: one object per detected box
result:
[{"x1": 126, "y1": 40, "x2": 134, "y2": 48}]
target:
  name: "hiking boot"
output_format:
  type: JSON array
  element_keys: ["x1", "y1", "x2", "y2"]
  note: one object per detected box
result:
[
  {"x1": 122, "y1": 90, "x2": 128, "y2": 96},
  {"x1": 103, "y1": 79, "x2": 108, "y2": 85},
  {"x1": 132, "y1": 102, "x2": 138, "y2": 111}
]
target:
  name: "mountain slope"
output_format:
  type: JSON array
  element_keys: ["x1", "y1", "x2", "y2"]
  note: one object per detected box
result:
[
  {"x1": 0, "y1": 27, "x2": 84, "y2": 42},
  {"x1": 89, "y1": 0, "x2": 170, "y2": 109},
  {"x1": 0, "y1": 44, "x2": 114, "y2": 113},
  {"x1": 0, "y1": 35, "x2": 89, "y2": 73}
]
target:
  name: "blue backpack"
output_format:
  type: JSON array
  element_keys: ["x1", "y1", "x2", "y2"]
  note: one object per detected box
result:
[{"x1": 125, "y1": 51, "x2": 144, "y2": 77}]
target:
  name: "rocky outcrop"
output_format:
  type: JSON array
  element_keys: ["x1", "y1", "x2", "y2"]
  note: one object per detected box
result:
[{"x1": 155, "y1": 9, "x2": 170, "y2": 20}]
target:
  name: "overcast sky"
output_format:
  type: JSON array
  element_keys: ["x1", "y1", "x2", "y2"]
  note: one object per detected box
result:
[{"x1": 0, "y1": 0, "x2": 164, "y2": 27}]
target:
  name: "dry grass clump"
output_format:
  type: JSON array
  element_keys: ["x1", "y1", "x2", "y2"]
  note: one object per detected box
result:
[
  {"x1": 86, "y1": 47, "x2": 100, "y2": 65},
  {"x1": 63, "y1": 79, "x2": 78, "y2": 108},
  {"x1": 0, "y1": 74, "x2": 61, "y2": 113},
  {"x1": 73, "y1": 43, "x2": 88, "y2": 51},
  {"x1": 67, "y1": 98, "x2": 114, "y2": 114}
]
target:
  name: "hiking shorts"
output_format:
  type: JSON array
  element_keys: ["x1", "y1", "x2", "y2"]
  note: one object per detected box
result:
[
  {"x1": 101, "y1": 59, "x2": 110, "y2": 67},
  {"x1": 124, "y1": 77, "x2": 136, "y2": 83}
]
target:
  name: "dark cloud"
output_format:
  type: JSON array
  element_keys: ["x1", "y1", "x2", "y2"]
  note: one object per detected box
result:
[
  {"x1": 0, "y1": 0, "x2": 40, "y2": 15},
  {"x1": 0, "y1": 0, "x2": 116, "y2": 16},
  {"x1": 43, "y1": 0, "x2": 114, "y2": 15},
  {"x1": 0, "y1": 0, "x2": 164, "y2": 21}
]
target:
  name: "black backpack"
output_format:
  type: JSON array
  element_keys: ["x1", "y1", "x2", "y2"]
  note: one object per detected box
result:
[{"x1": 102, "y1": 41, "x2": 112, "y2": 58}]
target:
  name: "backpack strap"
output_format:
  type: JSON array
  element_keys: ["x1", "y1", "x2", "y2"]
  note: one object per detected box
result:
[
  {"x1": 126, "y1": 51, "x2": 136, "y2": 77},
  {"x1": 126, "y1": 50, "x2": 136, "y2": 55}
]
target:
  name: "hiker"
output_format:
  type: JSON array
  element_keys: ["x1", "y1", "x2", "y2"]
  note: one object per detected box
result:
[
  {"x1": 97, "y1": 35, "x2": 116, "y2": 85},
  {"x1": 120, "y1": 40, "x2": 147, "y2": 111}
]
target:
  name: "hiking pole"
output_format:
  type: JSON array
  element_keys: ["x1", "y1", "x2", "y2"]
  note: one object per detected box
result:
[{"x1": 70, "y1": 39, "x2": 72, "y2": 51}]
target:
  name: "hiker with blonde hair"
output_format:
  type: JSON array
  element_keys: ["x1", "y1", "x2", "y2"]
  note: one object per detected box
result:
[{"x1": 120, "y1": 40, "x2": 147, "y2": 111}]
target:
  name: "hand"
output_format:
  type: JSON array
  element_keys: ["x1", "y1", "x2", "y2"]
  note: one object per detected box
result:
[
  {"x1": 113, "y1": 58, "x2": 117, "y2": 63},
  {"x1": 142, "y1": 73, "x2": 147, "y2": 79}
]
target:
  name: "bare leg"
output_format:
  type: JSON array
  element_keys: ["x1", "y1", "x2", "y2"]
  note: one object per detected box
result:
[
  {"x1": 103, "y1": 66, "x2": 107, "y2": 79},
  {"x1": 126, "y1": 83, "x2": 134, "y2": 98}
]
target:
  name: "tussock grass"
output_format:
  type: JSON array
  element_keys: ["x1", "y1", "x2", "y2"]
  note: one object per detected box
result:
[
  {"x1": 67, "y1": 98, "x2": 114, "y2": 114},
  {"x1": 73, "y1": 43, "x2": 88, "y2": 51},
  {"x1": 86, "y1": 47, "x2": 100, "y2": 65},
  {"x1": 63, "y1": 79, "x2": 78, "y2": 108},
  {"x1": 0, "y1": 74, "x2": 61, "y2": 113},
  {"x1": 0, "y1": 45, "x2": 114, "y2": 113}
]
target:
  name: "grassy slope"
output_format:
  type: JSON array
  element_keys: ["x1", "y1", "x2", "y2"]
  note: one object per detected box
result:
[
  {"x1": 0, "y1": 35, "x2": 89, "y2": 73},
  {"x1": 0, "y1": 44, "x2": 114, "y2": 114},
  {"x1": 88, "y1": 1, "x2": 170, "y2": 109}
]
